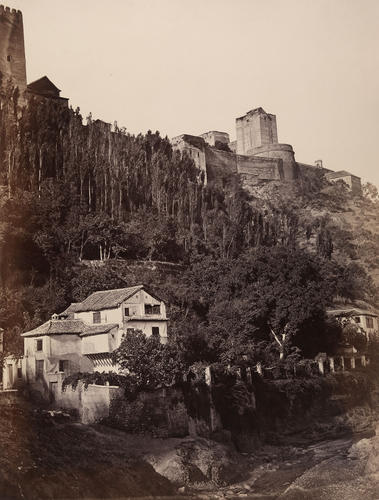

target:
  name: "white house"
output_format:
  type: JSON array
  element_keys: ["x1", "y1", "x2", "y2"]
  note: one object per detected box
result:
[
  {"x1": 6, "y1": 285, "x2": 168, "y2": 402},
  {"x1": 327, "y1": 306, "x2": 378, "y2": 340}
]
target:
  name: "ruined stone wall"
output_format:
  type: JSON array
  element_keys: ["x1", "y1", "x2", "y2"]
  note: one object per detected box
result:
[
  {"x1": 0, "y1": 5, "x2": 26, "y2": 94},
  {"x1": 200, "y1": 131, "x2": 230, "y2": 147}
]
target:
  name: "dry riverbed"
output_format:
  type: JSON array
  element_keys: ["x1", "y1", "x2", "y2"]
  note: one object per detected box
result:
[{"x1": 1, "y1": 394, "x2": 378, "y2": 499}]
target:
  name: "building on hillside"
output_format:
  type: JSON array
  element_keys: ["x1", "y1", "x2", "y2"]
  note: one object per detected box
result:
[
  {"x1": 325, "y1": 170, "x2": 362, "y2": 195},
  {"x1": 171, "y1": 107, "x2": 364, "y2": 192},
  {"x1": 0, "y1": 4, "x2": 68, "y2": 107},
  {"x1": 5, "y1": 285, "x2": 168, "y2": 401},
  {"x1": 26, "y1": 75, "x2": 68, "y2": 106},
  {"x1": 327, "y1": 306, "x2": 378, "y2": 340}
]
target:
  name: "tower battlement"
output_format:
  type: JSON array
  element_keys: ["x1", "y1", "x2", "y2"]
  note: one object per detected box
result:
[{"x1": 0, "y1": 5, "x2": 23, "y2": 20}]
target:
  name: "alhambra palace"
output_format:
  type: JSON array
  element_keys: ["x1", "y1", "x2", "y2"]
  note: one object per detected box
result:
[{"x1": 0, "y1": 4, "x2": 362, "y2": 196}]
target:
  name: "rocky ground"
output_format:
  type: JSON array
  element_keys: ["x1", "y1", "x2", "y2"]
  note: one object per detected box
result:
[
  {"x1": 1, "y1": 392, "x2": 378, "y2": 499},
  {"x1": 185, "y1": 428, "x2": 379, "y2": 499}
]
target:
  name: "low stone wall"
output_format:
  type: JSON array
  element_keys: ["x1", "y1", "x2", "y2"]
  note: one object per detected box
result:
[
  {"x1": 108, "y1": 387, "x2": 189, "y2": 437},
  {"x1": 80, "y1": 383, "x2": 122, "y2": 424},
  {"x1": 107, "y1": 384, "x2": 223, "y2": 439},
  {"x1": 50, "y1": 381, "x2": 122, "y2": 424}
]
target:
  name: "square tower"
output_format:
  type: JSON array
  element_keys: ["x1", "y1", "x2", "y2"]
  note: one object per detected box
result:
[
  {"x1": 0, "y1": 5, "x2": 27, "y2": 95},
  {"x1": 236, "y1": 107, "x2": 278, "y2": 155}
]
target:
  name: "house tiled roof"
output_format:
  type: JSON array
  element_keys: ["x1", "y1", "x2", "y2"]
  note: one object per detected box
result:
[
  {"x1": 81, "y1": 324, "x2": 119, "y2": 337},
  {"x1": 22, "y1": 319, "x2": 119, "y2": 338},
  {"x1": 27, "y1": 76, "x2": 61, "y2": 96},
  {"x1": 326, "y1": 170, "x2": 359, "y2": 180},
  {"x1": 74, "y1": 285, "x2": 145, "y2": 312},
  {"x1": 327, "y1": 307, "x2": 377, "y2": 318},
  {"x1": 61, "y1": 303, "x2": 82, "y2": 319},
  {"x1": 21, "y1": 319, "x2": 85, "y2": 337}
]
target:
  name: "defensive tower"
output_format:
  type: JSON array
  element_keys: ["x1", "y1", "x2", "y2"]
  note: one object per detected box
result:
[
  {"x1": 0, "y1": 5, "x2": 27, "y2": 94},
  {"x1": 236, "y1": 107, "x2": 278, "y2": 155}
]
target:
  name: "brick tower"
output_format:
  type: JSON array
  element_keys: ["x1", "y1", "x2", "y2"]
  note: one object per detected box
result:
[{"x1": 0, "y1": 5, "x2": 27, "y2": 95}]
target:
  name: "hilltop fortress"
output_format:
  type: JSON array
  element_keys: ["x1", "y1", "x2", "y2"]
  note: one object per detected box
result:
[
  {"x1": 0, "y1": 4, "x2": 362, "y2": 194},
  {"x1": 171, "y1": 107, "x2": 301, "y2": 188},
  {"x1": 0, "y1": 5, "x2": 68, "y2": 105},
  {"x1": 171, "y1": 109, "x2": 361, "y2": 195}
]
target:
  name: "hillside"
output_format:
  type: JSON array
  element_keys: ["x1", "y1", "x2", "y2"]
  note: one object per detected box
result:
[
  {"x1": 0, "y1": 88, "x2": 378, "y2": 366},
  {"x1": 245, "y1": 170, "x2": 379, "y2": 298}
]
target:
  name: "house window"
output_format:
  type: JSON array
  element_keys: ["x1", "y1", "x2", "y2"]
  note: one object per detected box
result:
[
  {"x1": 36, "y1": 360, "x2": 44, "y2": 379},
  {"x1": 124, "y1": 307, "x2": 130, "y2": 317},
  {"x1": 152, "y1": 326, "x2": 160, "y2": 337},
  {"x1": 7, "y1": 55, "x2": 11, "y2": 62},
  {"x1": 145, "y1": 304, "x2": 160, "y2": 315},
  {"x1": 354, "y1": 317, "x2": 361, "y2": 324},
  {"x1": 17, "y1": 367, "x2": 22, "y2": 379},
  {"x1": 36, "y1": 339, "x2": 43, "y2": 351},
  {"x1": 93, "y1": 311, "x2": 101, "y2": 323},
  {"x1": 366, "y1": 317, "x2": 374, "y2": 329},
  {"x1": 59, "y1": 360, "x2": 67, "y2": 372}
]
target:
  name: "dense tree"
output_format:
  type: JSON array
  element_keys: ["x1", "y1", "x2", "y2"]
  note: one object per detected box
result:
[{"x1": 112, "y1": 329, "x2": 185, "y2": 391}]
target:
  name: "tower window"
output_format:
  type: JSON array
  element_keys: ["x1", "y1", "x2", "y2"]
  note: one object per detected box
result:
[{"x1": 7, "y1": 55, "x2": 11, "y2": 62}]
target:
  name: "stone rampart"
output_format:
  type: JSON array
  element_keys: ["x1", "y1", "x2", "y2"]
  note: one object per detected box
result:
[{"x1": 247, "y1": 143, "x2": 298, "y2": 180}]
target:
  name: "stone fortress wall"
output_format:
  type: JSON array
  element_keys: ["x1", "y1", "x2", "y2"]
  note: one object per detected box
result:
[
  {"x1": 171, "y1": 107, "x2": 361, "y2": 193},
  {"x1": 171, "y1": 107, "x2": 299, "y2": 188},
  {"x1": 0, "y1": 5, "x2": 26, "y2": 95},
  {"x1": 0, "y1": 3, "x2": 361, "y2": 195}
]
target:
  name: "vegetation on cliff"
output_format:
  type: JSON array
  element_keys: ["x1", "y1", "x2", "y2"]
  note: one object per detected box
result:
[{"x1": 0, "y1": 88, "x2": 378, "y2": 373}]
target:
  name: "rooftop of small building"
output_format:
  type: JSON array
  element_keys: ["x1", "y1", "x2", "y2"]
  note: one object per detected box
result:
[
  {"x1": 21, "y1": 318, "x2": 119, "y2": 338},
  {"x1": 27, "y1": 76, "x2": 61, "y2": 94},
  {"x1": 327, "y1": 306, "x2": 377, "y2": 318},
  {"x1": 74, "y1": 285, "x2": 145, "y2": 312},
  {"x1": 326, "y1": 170, "x2": 361, "y2": 180},
  {"x1": 73, "y1": 284, "x2": 163, "y2": 313}
]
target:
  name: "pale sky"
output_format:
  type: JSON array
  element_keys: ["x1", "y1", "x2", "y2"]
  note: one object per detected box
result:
[{"x1": 4, "y1": 0, "x2": 379, "y2": 185}]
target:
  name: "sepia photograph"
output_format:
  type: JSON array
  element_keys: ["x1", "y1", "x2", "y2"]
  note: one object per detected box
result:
[{"x1": 0, "y1": 0, "x2": 378, "y2": 498}]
